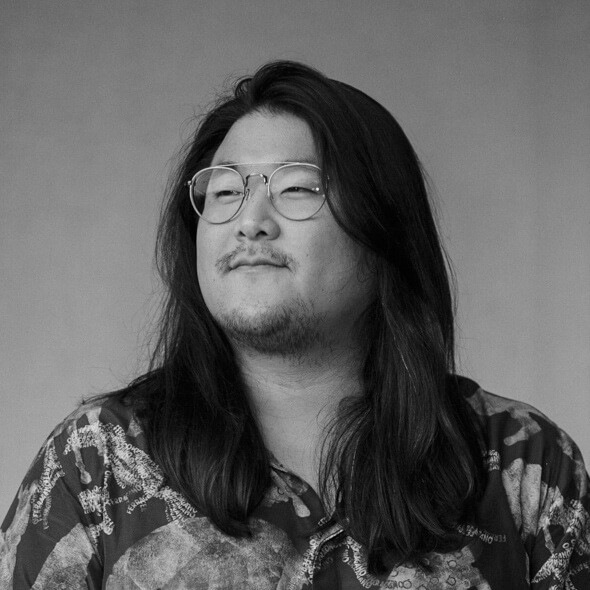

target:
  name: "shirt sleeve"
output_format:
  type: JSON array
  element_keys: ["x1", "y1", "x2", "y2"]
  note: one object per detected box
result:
[
  {"x1": 528, "y1": 424, "x2": 590, "y2": 589},
  {"x1": 467, "y1": 386, "x2": 590, "y2": 588},
  {"x1": 0, "y1": 415, "x2": 103, "y2": 589}
]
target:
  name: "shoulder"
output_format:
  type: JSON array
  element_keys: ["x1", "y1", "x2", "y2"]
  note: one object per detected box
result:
[
  {"x1": 47, "y1": 395, "x2": 147, "y2": 457},
  {"x1": 48, "y1": 394, "x2": 144, "y2": 441},
  {"x1": 0, "y1": 395, "x2": 198, "y2": 586},
  {"x1": 457, "y1": 377, "x2": 590, "y2": 563},
  {"x1": 37, "y1": 394, "x2": 157, "y2": 496},
  {"x1": 458, "y1": 376, "x2": 586, "y2": 476},
  {"x1": 25, "y1": 395, "x2": 147, "y2": 482},
  {"x1": 458, "y1": 374, "x2": 550, "y2": 425},
  {"x1": 5, "y1": 394, "x2": 161, "y2": 536}
]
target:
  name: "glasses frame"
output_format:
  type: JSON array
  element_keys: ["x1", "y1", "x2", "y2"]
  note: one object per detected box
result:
[{"x1": 187, "y1": 161, "x2": 327, "y2": 224}]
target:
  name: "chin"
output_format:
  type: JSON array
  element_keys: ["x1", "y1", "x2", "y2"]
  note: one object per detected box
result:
[{"x1": 215, "y1": 298, "x2": 324, "y2": 355}]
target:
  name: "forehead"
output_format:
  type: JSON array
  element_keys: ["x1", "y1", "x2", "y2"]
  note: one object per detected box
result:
[{"x1": 211, "y1": 111, "x2": 319, "y2": 166}]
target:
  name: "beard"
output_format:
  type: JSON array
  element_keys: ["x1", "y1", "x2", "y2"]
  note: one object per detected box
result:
[{"x1": 215, "y1": 297, "x2": 325, "y2": 357}]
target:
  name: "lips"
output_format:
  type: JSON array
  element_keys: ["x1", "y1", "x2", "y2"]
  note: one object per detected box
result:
[
  {"x1": 216, "y1": 246, "x2": 293, "y2": 274},
  {"x1": 230, "y1": 256, "x2": 285, "y2": 270}
]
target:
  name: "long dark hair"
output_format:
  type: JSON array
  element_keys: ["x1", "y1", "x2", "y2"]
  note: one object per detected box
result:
[{"x1": 121, "y1": 61, "x2": 484, "y2": 571}]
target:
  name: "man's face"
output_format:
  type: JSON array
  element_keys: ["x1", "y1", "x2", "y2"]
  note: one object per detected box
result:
[{"x1": 196, "y1": 110, "x2": 374, "y2": 355}]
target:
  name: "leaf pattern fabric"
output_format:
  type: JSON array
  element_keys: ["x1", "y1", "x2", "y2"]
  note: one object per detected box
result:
[{"x1": 1, "y1": 377, "x2": 589, "y2": 589}]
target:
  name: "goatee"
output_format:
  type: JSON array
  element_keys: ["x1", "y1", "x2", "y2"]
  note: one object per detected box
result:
[{"x1": 217, "y1": 297, "x2": 325, "y2": 357}]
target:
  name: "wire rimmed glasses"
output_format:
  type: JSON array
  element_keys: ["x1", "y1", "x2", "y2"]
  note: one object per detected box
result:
[{"x1": 188, "y1": 162, "x2": 327, "y2": 224}]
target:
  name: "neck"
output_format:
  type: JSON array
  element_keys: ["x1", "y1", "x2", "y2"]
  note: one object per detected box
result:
[{"x1": 235, "y1": 342, "x2": 364, "y2": 491}]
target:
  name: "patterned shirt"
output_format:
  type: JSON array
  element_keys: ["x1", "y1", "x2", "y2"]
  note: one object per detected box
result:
[{"x1": 1, "y1": 377, "x2": 589, "y2": 589}]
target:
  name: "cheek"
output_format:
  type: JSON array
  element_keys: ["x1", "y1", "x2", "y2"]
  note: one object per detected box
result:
[
  {"x1": 308, "y1": 231, "x2": 371, "y2": 298},
  {"x1": 195, "y1": 227, "x2": 205, "y2": 280},
  {"x1": 195, "y1": 225, "x2": 216, "y2": 291}
]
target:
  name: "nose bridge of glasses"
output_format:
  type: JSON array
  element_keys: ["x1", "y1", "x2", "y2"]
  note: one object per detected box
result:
[{"x1": 243, "y1": 172, "x2": 270, "y2": 199}]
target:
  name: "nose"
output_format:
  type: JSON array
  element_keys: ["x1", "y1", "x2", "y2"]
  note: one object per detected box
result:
[{"x1": 234, "y1": 174, "x2": 280, "y2": 241}]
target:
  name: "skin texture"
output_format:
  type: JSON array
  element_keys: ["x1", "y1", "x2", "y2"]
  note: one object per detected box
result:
[{"x1": 196, "y1": 111, "x2": 373, "y2": 359}]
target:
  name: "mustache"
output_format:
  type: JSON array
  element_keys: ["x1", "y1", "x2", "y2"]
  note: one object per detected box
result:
[{"x1": 215, "y1": 245, "x2": 295, "y2": 273}]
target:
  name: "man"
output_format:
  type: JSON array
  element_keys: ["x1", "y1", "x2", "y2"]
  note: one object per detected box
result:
[{"x1": 2, "y1": 61, "x2": 589, "y2": 588}]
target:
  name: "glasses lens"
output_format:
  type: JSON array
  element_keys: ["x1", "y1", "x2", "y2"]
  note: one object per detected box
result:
[
  {"x1": 190, "y1": 167, "x2": 244, "y2": 223},
  {"x1": 269, "y1": 164, "x2": 326, "y2": 220}
]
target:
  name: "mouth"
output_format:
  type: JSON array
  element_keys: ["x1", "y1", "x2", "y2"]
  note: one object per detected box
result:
[
  {"x1": 230, "y1": 258, "x2": 286, "y2": 271},
  {"x1": 216, "y1": 246, "x2": 294, "y2": 274}
]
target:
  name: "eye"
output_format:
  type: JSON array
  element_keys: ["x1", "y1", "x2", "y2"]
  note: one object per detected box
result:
[
  {"x1": 280, "y1": 185, "x2": 321, "y2": 197},
  {"x1": 212, "y1": 190, "x2": 244, "y2": 200}
]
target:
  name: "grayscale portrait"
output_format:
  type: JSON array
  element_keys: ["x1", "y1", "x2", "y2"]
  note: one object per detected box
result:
[{"x1": 1, "y1": 3, "x2": 589, "y2": 588}]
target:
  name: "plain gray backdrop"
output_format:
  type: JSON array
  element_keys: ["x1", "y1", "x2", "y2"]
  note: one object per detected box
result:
[{"x1": 2, "y1": 0, "x2": 589, "y2": 517}]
